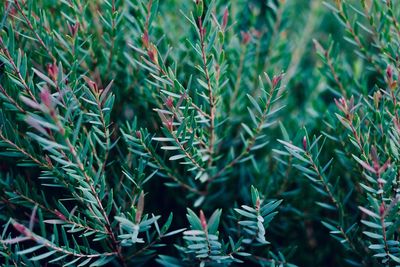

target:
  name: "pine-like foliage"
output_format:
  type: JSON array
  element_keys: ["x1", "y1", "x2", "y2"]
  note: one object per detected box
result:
[{"x1": 0, "y1": 0, "x2": 399, "y2": 266}]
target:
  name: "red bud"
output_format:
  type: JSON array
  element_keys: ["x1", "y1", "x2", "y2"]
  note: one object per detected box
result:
[
  {"x1": 68, "y1": 22, "x2": 79, "y2": 37},
  {"x1": 45, "y1": 156, "x2": 53, "y2": 167},
  {"x1": 47, "y1": 63, "x2": 58, "y2": 82},
  {"x1": 142, "y1": 31, "x2": 149, "y2": 48},
  {"x1": 241, "y1": 31, "x2": 251, "y2": 45},
  {"x1": 83, "y1": 77, "x2": 98, "y2": 92},
  {"x1": 252, "y1": 29, "x2": 262, "y2": 38},
  {"x1": 199, "y1": 210, "x2": 207, "y2": 231},
  {"x1": 12, "y1": 221, "x2": 28, "y2": 236},
  {"x1": 165, "y1": 97, "x2": 174, "y2": 108},
  {"x1": 147, "y1": 44, "x2": 159, "y2": 65},
  {"x1": 54, "y1": 210, "x2": 67, "y2": 221},
  {"x1": 166, "y1": 119, "x2": 173, "y2": 131},
  {"x1": 135, "y1": 192, "x2": 145, "y2": 224},
  {"x1": 222, "y1": 8, "x2": 229, "y2": 30},
  {"x1": 371, "y1": 147, "x2": 379, "y2": 172},
  {"x1": 302, "y1": 136, "x2": 307, "y2": 150},
  {"x1": 40, "y1": 88, "x2": 52, "y2": 108},
  {"x1": 379, "y1": 202, "x2": 385, "y2": 216},
  {"x1": 386, "y1": 65, "x2": 393, "y2": 81},
  {"x1": 5, "y1": 2, "x2": 17, "y2": 16},
  {"x1": 272, "y1": 74, "x2": 282, "y2": 87}
]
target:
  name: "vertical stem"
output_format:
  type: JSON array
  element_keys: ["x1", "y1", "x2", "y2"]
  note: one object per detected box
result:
[
  {"x1": 198, "y1": 18, "x2": 216, "y2": 168},
  {"x1": 106, "y1": 0, "x2": 116, "y2": 79},
  {"x1": 229, "y1": 45, "x2": 247, "y2": 112}
]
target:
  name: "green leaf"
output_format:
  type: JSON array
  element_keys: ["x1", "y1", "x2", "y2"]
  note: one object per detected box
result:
[
  {"x1": 186, "y1": 209, "x2": 203, "y2": 230},
  {"x1": 28, "y1": 250, "x2": 57, "y2": 261},
  {"x1": 207, "y1": 209, "x2": 221, "y2": 234}
]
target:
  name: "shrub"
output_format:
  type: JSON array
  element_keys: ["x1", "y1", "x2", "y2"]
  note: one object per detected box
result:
[{"x1": 0, "y1": 0, "x2": 399, "y2": 266}]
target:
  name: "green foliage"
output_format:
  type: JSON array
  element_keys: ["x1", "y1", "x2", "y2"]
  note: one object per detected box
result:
[
  {"x1": 1, "y1": 0, "x2": 400, "y2": 266},
  {"x1": 157, "y1": 186, "x2": 284, "y2": 266}
]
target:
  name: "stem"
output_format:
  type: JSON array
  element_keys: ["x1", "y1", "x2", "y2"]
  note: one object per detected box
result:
[
  {"x1": 0, "y1": 37, "x2": 37, "y2": 101},
  {"x1": 361, "y1": 3, "x2": 397, "y2": 64},
  {"x1": 169, "y1": 130, "x2": 205, "y2": 172},
  {"x1": 387, "y1": 1, "x2": 400, "y2": 38},
  {"x1": 46, "y1": 108, "x2": 125, "y2": 265},
  {"x1": 315, "y1": 42, "x2": 347, "y2": 97},
  {"x1": 306, "y1": 153, "x2": 340, "y2": 210},
  {"x1": 198, "y1": 18, "x2": 216, "y2": 168},
  {"x1": 305, "y1": 149, "x2": 365, "y2": 264},
  {"x1": 229, "y1": 45, "x2": 247, "y2": 112},
  {"x1": 139, "y1": 137, "x2": 205, "y2": 195},
  {"x1": 13, "y1": 0, "x2": 56, "y2": 62},
  {"x1": 0, "y1": 131, "x2": 46, "y2": 167},
  {"x1": 14, "y1": 191, "x2": 107, "y2": 235},
  {"x1": 209, "y1": 82, "x2": 277, "y2": 181},
  {"x1": 377, "y1": 170, "x2": 390, "y2": 263},
  {"x1": 11, "y1": 221, "x2": 116, "y2": 259},
  {"x1": 0, "y1": 85, "x2": 26, "y2": 113},
  {"x1": 95, "y1": 92, "x2": 111, "y2": 175},
  {"x1": 106, "y1": 0, "x2": 116, "y2": 78},
  {"x1": 336, "y1": 3, "x2": 382, "y2": 76}
]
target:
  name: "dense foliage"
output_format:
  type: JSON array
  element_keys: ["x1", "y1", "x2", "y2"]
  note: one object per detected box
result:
[{"x1": 0, "y1": 0, "x2": 399, "y2": 266}]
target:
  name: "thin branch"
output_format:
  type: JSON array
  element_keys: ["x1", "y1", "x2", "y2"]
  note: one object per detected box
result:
[
  {"x1": 9, "y1": 221, "x2": 116, "y2": 259},
  {"x1": 13, "y1": 0, "x2": 56, "y2": 62},
  {"x1": 139, "y1": 138, "x2": 205, "y2": 195}
]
